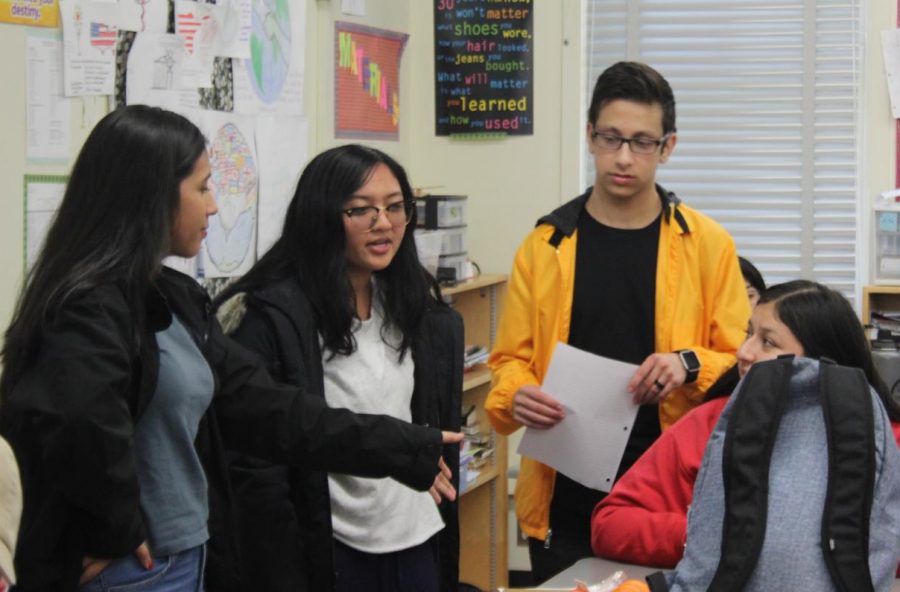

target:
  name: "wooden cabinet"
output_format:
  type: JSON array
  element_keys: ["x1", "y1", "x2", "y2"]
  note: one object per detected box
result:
[{"x1": 443, "y1": 274, "x2": 508, "y2": 592}]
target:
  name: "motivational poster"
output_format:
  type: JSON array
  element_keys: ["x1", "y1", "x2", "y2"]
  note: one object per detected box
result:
[{"x1": 433, "y1": 0, "x2": 533, "y2": 136}]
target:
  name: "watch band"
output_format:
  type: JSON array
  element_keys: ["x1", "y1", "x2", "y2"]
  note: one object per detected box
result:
[{"x1": 677, "y1": 349, "x2": 700, "y2": 384}]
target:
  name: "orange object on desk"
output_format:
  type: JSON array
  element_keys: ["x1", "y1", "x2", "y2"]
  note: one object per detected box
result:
[{"x1": 612, "y1": 580, "x2": 649, "y2": 592}]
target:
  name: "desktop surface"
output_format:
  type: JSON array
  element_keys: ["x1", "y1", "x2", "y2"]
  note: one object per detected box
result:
[{"x1": 540, "y1": 558, "x2": 900, "y2": 591}]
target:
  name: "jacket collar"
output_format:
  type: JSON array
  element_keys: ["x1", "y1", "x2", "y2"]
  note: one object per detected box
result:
[
  {"x1": 147, "y1": 266, "x2": 211, "y2": 334},
  {"x1": 538, "y1": 184, "x2": 689, "y2": 247}
]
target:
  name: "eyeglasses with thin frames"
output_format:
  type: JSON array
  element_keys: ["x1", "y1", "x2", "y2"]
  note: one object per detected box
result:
[
  {"x1": 343, "y1": 201, "x2": 412, "y2": 233},
  {"x1": 590, "y1": 129, "x2": 672, "y2": 155}
]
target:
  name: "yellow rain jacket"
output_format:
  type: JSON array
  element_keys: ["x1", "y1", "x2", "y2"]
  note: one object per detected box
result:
[{"x1": 486, "y1": 187, "x2": 751, "y2": 541}]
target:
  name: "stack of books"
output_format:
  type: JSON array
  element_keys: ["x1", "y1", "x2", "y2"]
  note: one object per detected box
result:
[
  {"x1": 871, "y1": 311, "x2": 900, "y2": 339},
  {"x1": 459, "y1": 405, "x2": 494, "y2": 493},
  {"x1": 464, "y1": 344, "x2": 489, "y2": 370}
]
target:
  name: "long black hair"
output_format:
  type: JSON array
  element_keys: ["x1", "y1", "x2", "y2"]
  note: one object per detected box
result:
[
  {"x1": 759, "y1": 280, "x2": 900, "y2": 421},
  {"x1": 739, "y1": 256, "x2": 765, "y2": 295},
  {"x1": 216, "y1": 144, "x2": 436, "y2": 358},
  {"x1": 1, "y1": 105, "x2": 206, "y2": 398}
]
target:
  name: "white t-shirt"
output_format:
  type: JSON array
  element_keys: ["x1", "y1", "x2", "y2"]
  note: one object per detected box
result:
[{"x1": 322, "y1": 299, "x2": 444, "y2": 553}]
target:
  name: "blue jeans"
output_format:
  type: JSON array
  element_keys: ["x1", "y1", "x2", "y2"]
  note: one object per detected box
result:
[{"x1": 79, "y1": 545, "x2": 205, "y2": 592}]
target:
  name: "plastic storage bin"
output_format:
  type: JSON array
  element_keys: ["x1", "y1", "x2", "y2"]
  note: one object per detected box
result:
[
  {"x1": 414, "y1": 229, "x2": 446, "y2": 276},
  {"x1": 438, "y1": 253, "x2": 470, "y2": 282},
  {"x1": 440, "y1": 226, "x2": 467, "y2": 255},
  {"x1": 416, "y1": 195, "x2": 467, "y2": 229}
]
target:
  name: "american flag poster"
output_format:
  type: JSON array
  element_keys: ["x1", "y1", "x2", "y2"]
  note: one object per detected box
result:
[
  {"x1": 175, "y1": 8, "x2": 211, "y2": 54},
  {"x1": 89, "y1": 21, "x2": 117, "y2": 49}
]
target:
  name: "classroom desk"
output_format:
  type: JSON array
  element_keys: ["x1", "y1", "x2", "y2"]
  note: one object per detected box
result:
[
  {"x1": 539, "y1": 558, "x2": 660, "y2": 588},
  {"x1": 539, "y1": 558, "x2": 900, "y2": 591}
]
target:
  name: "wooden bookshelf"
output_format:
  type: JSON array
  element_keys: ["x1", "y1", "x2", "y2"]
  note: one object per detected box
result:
[
  {"x1": 449, "y1": 274, "x2": 508, "y2": 592},
  {"x1": 863, "y1": 285, "x2": 900, "y2": 326}
]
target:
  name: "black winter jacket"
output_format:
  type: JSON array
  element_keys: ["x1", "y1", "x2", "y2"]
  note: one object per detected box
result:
[
  {"x1": 0, "y1": 268, "x2": 444, "y2": 592},
  {"x1": 217, "y1": 276, "x2": 463, "y2": 592}
]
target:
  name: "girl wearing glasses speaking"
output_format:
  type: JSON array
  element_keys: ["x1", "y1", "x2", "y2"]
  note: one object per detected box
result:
[{"x1": 215, "y1": 145, "x2": 463, "y2": 592}]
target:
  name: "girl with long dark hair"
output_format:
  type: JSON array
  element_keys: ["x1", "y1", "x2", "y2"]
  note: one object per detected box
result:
[
  {"x1": 590, "y1": 280, "x2": 900, "y2": 569},
  {"x1": 0, "y1": 106, "x2": 459, "y2": 592},
  {"x1": 215, "y1": 144, "x2": 463, "y2": 592}
]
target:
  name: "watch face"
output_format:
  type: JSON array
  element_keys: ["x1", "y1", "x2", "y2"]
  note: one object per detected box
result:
[{"x1": 680, "y1": 350, "x2": 700, "y2": 370}]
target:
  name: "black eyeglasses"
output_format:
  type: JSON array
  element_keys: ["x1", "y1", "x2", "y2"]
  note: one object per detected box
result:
[
  {"x1": 590, "y1": 130, "x2": 671, "y2": 155},
  {"x1": 343, "y1": 201, "x2": 412, "y2": 232}
]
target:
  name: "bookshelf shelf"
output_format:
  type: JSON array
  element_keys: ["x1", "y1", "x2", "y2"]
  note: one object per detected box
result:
[
  {"x1": 460, "y1": 462, "x2": 499, "y2": 497},
  {"x1": 463, "y1": 364, "x2": 493, "y2": 391},
  {"x1": 863, "y1": 285, "x2": 900, "y2": 327},
  {"x1": 451, "y1": 274, "x2": 508, "y2": 592}
]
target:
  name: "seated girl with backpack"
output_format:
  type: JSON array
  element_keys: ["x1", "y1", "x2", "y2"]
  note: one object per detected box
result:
[{"x1": 590, "y1": 280, "x2": 900, "y2": 570}]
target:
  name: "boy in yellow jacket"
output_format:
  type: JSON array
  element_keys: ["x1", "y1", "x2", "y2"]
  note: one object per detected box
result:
[{"x1": 485, "y1": 61, "x2": 750, "y2": 583}]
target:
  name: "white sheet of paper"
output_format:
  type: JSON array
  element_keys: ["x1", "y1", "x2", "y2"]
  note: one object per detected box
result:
[
  {"x1": 112, "y1": 0, "x2": 169, "y2": 33},
  {"x1": 26, "y1": 29, "x2": 72, "y2": 163},
  {"x1": 342, "y1": 0, "x2": 365, "y2": 17},
  {"x1": 60, "y1": 0, "x2": 116, "y2": 96},
  {"x1": 174, "y1": 0, "x2": 222, "y2": 88},
  {"x1": 215, "y1": 0, "x2": 252, "y2": 59},
  {"x1": 518, "y1": 343, "x2": 641, "y2": 492},
  {"x1": 25, "y1": 180, "x2": 67, "y2": 270},
  {"x1": 126, "y1": 33, "x2": 200, "y2": 111},
  {"x1": 255, "y1": 114, "x2": 309, "y2": 257},
  {"x1": 232, "y1": 0, "x2": 305, "y2": 115},
  {"x1": 882, "y1": 29, "x2": 900, "y2": 119},
  {"x1": 192, "y1": 110, "x2": 259, "y2": 278}
]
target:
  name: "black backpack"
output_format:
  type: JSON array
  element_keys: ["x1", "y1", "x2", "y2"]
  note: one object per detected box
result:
[{"x1": 648, "y1": 356, "x2": 900, "y2": 591}]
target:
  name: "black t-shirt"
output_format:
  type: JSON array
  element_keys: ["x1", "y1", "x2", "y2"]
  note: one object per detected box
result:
[{"x1": 550, "y1": 207, "x2": 662, "y2": 538}]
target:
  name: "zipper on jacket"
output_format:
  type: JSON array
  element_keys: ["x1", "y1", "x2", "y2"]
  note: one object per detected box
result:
[
  {"x1": 544, "y1": 528, "x2": 552, "y2": 549},
  {"x1": 202, "y1": 301, "x2": 211, "y2": 343}
]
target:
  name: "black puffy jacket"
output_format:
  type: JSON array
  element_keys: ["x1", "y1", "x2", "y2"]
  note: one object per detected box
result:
[
  {"x1": 217, "y1": 276, "x2": 463, "y2": 592},
  {"x1": 0, "y1": 268, "x2": 444, "y2": 592}
]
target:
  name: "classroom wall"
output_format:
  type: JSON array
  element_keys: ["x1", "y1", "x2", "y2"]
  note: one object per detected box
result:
[
  {"x1": 863, "y1": 0, "x2": 896, "y2": 297},
  {"x1": 0, "y1": 0, "x2": 895, "y2": 330},
  {"x1": 405, "y1": 0, "x2": 584, "y2": 276}
]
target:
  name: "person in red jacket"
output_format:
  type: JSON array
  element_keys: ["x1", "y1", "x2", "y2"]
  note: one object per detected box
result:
[{"x1": 591, "y1": 280, "x2": 900, "y2": 569}]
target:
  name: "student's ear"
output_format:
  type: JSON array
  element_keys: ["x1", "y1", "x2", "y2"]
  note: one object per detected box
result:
[
  {"x1": 659, "y1": 133, "x2": 677, "y2": 163},
  {"x1": 585, "y1": 123, "x2": 596, "y2": 154}
]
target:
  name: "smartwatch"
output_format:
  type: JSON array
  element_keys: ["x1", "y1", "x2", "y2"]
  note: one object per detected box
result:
[{"x1": 676, "y1": 349, "x2": 700, "y2": 384}]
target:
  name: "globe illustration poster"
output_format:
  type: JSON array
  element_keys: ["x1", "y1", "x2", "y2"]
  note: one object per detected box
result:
[
  {"x1": 244, "y1": 0, "x2": 291, "y2": 105},
  {"x1": 203, "y1": 122, "x2": 258, "y2": 276}
]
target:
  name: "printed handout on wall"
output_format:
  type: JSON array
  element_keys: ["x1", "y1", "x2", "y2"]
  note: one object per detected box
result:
[
  {"x1": 114, "y1": 0, "x2": 168, "y2": 33},
  {"x1": 196, "y1": 111, "x2": 259, "y2": 278},
  {"x1": 126, "y1": 33, "x2": 200, "y2": 111},
  {"x1": 232, "y1": 0, "x2": 305, "y2": 115},
  {"x1": 59, "y1": 0, "x2": 116, "y2": 96},
  {"x1": 255, "y1": 113, "x2": 308, "y2": 257},
  {"x1": 176, "y1": 0, "x2": 252, "y2": 59},
  {"x1": 173, "y1": 1, "x2": 220, "y2": 88},
  {"x1": 26, "y1": 28, "x2": 73, "y2": 163},
  {"x1": 24, "y1": 176, "x2": 67, "y2": 271}
]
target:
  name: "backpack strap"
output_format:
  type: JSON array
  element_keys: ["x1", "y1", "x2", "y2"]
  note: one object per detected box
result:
[
  {"x1": 818, "y1": 361, "x2": 876, "y2": 592},
  {"x1": 707, "y1": 356, "x2": 794, "y2": 592}
]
